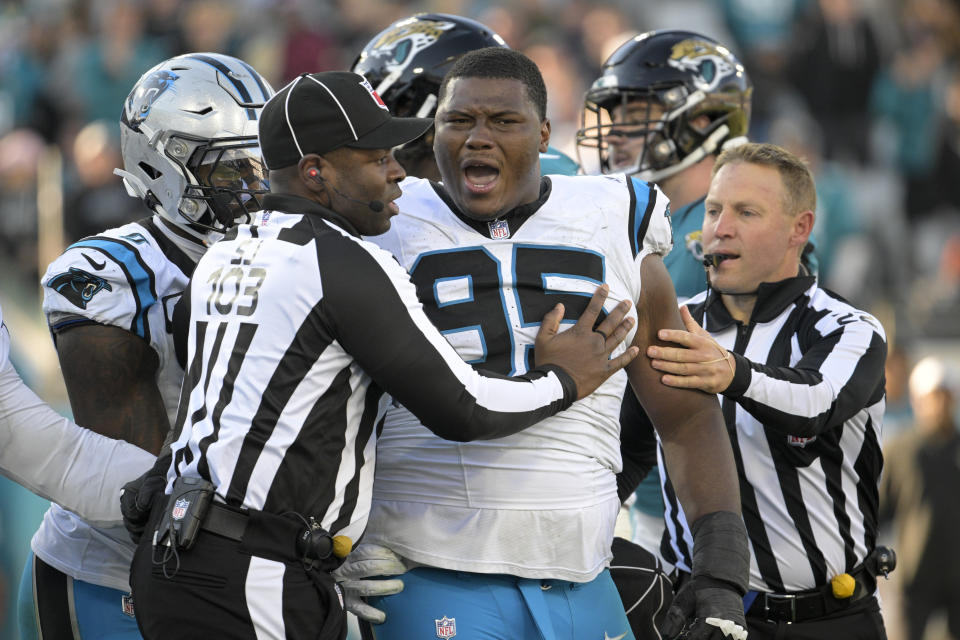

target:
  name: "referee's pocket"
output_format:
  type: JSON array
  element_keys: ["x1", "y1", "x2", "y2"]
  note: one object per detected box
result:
[{"x1": 150, "y1": 564, "x2": 229, "y2": 590}]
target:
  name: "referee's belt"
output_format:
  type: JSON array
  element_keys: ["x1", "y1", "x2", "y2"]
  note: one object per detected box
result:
[
  {"x1": 745, "y1": 565, "x2": 877, "y2": 624},
  {"x1": 199, "y1": 502, "x2": 340, "y2": 572}
]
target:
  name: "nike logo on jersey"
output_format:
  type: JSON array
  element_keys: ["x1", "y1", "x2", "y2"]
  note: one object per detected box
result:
[
  {"x1": 82, "y1": 252, "x2": 106, "y2": 270},
  {"x1": 604, "y1": 633, "x2": 627, "y2": 640}
]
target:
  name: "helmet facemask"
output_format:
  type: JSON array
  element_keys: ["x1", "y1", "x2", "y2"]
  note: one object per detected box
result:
[
  {"x1": 576, "y1": 30, "x2": 752, "y2": 182},
  {"x1": 178, "y1": 135, "x2": 268, "y2": 232},
  {"x1": 579, "y1": 84, "x2": 741, "y2": 182}
]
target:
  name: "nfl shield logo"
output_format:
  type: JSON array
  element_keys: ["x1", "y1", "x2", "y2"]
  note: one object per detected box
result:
[
  {"x1": 435, "y1": 616, "x2": 456, "y2": 638},
  {"x1": 488, "y1": 219, "x2": 510, "y2": 239},
  {"x1": 121, "y1": 594, "x2": 135, "y2": 618},
  {"x1": 172, "y1": 498, "x2": 189, "y2": 520}
]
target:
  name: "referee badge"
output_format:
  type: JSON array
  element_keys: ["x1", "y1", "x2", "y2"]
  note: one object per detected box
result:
[
  {"x1": 435, "y1": 616, "x2": 457, "y2": 638},
  {"x1": 488, "y1": 219, "x2": 510, "y2": 239}
]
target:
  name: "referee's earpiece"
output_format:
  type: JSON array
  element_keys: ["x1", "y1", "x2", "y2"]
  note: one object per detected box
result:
[{"x1": 307, "y1": 168, "x2": 323, "y2": 184}]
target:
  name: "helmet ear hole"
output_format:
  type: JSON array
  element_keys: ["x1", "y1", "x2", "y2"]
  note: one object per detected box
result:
[{"x1": 139, "y1": 162, "x2": 162, "y2": 180}]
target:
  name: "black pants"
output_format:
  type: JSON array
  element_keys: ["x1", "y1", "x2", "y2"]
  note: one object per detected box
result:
[
  {"x1": 609, "y1": 536, "x2": 674, "y2": 638},
  {"x1": 746, "y1": 595, "x2": 887, "y2": 640},
  {"x1": 130, "y1": 517, "x2": 346, "y2": 640}
]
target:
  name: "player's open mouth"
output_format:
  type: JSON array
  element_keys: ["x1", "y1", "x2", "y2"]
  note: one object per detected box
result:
[{"x1": 462, "y1": 162, "x2": 500, "y2": 194}]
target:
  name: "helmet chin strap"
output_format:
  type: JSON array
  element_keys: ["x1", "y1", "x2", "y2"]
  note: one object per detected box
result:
[{"x1": 114, "y1": 168, "x2": 149, "y2": 200}]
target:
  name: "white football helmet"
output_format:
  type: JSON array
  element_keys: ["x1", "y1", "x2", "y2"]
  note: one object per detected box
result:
[{"x1": 117, "y1": 53, "x2": 275, "y2": 243}]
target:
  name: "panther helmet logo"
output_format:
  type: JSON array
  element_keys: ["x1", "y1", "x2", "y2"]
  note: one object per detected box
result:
[
  {"x1": 124, "y1": 69, "x2": 180, "y2": 128},
  {"x1": 47, "y1": 267, "x2": 112, "y2": 309}
]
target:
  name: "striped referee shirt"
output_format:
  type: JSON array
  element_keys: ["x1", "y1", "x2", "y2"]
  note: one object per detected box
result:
[
  {"x1": 658, "y1": 274, "x2": 887, "y2": 593},
  {"x1": 166, "y1": 193, "x2": 577, "y2": 543}
]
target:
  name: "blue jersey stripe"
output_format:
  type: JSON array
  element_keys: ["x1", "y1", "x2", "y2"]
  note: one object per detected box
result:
[
  {"x1": 628, "y1": 177, "x2": 656, "y2": 259},
  {"x1": 69, "y1": 238, "x2": 158, "y2": 339},
  {"x1": 188, "y1": 54, "x2": 257, "y2": 119}
]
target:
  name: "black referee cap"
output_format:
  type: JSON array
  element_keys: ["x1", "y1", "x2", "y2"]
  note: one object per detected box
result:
[{"x1": 259, "y1": 71, "x2": 433, "y2": 170}]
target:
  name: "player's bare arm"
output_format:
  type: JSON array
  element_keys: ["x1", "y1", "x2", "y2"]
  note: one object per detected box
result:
[
  {"x1": 624, "y1": 254, "x2": 739, "y2": 520},
  {"x1": 55, "y1": 324, "x2": 169, "y2": 455},
  {"x1": 648, "y1": 305, "x2": 736, "y2": 394}
]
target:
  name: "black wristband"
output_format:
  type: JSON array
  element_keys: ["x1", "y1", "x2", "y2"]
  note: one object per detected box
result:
[{"x1": 690, "y1": 510, "x2": 750, "y2": 596}]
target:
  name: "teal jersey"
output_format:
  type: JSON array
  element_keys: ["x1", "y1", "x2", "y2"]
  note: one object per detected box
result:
[
  {"x1": 539, "y1": 146, "x2": 580, "y2": 176},
  {"x1": 661, "y1": 197, "x2": 708, "y2": 301}
]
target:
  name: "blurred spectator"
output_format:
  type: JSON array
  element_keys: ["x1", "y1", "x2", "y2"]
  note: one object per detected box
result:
[
  {"x1": 871, "y1": 27, "x2": 947, "y2": 220},
  {"x1": 918, "y1": 65, "x2": 960, "y2": 217},
  {"x1": 177, "y1": 0, "x2": 241, "y2": 58},
  {"x1": 0, "y1": 129, "x2": 44, "y2": 282},
  {"x1": 880, "y1": 355, "x2": 960, "y2": 640},
  {"x1": 717, "y1": 0, "x2": 808, "y2": 137},
  {"x1": 883, "y1": 345, "x2": 916, "y2": 442},
  {"x1": 788, "y1": 0, "x2": 881, "y2": 165},
  {"x1": 577, "y1": 4, "x2": 631, "y2": 68},
  {"x1": 523, "y1": 40, "x2": 585, "y2": 154},
  {"x1": 142, "y1": 0, "x2": 185, "y2": 54},
  {"x1": 61, "y1": 1, "x2": 169, "y2": 125},
  {"x1": 277, "y1": 4, "x2": 345, "y2": 82},
  {"x1": 63, "y1": 120, "x2": 142, "y2": 242},
  {"x1": 909, "y1": 232, "x2": 960, "y2": 339},
  {"x1": 0, "y1": 7, "x2": 71, "y2": 142}
]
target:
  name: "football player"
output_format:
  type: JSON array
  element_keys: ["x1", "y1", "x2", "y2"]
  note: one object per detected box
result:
[
  {"x1": 340, "y1": 46, "x2": 749, "y2": 640},
  {"x1": 578, "y1": 30, "x2": 753, "y2": 301},
  {"x1": 17, "y1": 53, "x2": 273, "y2": 639},
  {"x1": 353, "y1": 12, "x2": 580, "y2": 180}
]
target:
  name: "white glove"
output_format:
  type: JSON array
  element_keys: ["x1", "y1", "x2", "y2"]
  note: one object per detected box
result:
[{"x1": 333, "y1": 544, "x2": 407, "y2": 624}]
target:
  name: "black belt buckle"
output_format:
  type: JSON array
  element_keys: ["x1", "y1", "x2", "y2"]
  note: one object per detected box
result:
[{"x1": 764, "y1": 592, "x2": 799, "y2": 623}]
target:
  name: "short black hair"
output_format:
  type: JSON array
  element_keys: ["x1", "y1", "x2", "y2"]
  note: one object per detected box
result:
[{"x1": 438, "y1": 47, "x2": 547, "y2": 121}]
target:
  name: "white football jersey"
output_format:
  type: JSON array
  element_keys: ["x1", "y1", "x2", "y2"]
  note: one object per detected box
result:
[
  {"x1": 33, "y1": 216, "x2": 197, "y2": 591},
  {"x1": 364, "y1": 175, "x2": 672, "y2": 581}
]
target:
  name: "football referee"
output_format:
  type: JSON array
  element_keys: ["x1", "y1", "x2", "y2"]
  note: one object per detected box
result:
[
  {"x1": 644, "y1": 143, "x2": 890, "y2": 639},
  {"x1": 126, "y1": 71, "x2": 639, "y2": 639}
]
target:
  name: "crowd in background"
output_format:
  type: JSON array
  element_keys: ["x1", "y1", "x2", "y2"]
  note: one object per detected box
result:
[{"x1": 0, "y1": 0, "x2": 959, "y2": 638}]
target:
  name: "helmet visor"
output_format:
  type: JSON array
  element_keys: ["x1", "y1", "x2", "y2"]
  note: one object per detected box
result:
[{"x1": 185, "y1": 139, "x2": 268, "y2": 229}]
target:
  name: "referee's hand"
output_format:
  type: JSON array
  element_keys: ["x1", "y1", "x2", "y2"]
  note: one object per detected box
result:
[{"x1": 535, "y1": 284, "x2": 638, "y2": 401}]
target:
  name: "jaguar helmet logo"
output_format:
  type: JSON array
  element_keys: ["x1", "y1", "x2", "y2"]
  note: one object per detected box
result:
[
  {"x1": 47, "y1": 267, "x2": 113, "y2": 309},
  {"x1": 667, "y1": 39, "x2": 737, "y2": 92},
  {"x1": 365, "y1": 19, "x2": 457, "y2": 78}
]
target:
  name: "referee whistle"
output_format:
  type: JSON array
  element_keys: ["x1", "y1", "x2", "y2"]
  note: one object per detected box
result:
[{"x1": 702, "y1": 253, "x2": 732, "y2": 269}]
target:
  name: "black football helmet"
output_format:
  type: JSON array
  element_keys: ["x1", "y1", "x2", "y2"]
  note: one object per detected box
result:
[
  {"x1": 352, "y1": 14, "x2": 507, "y2": 174},
  {"x1": 353, "y1": 13, "x2": 507, "y2": 118},
  {"x1": 576, "y1": 30, "x2": 752, "y2": 182}
]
